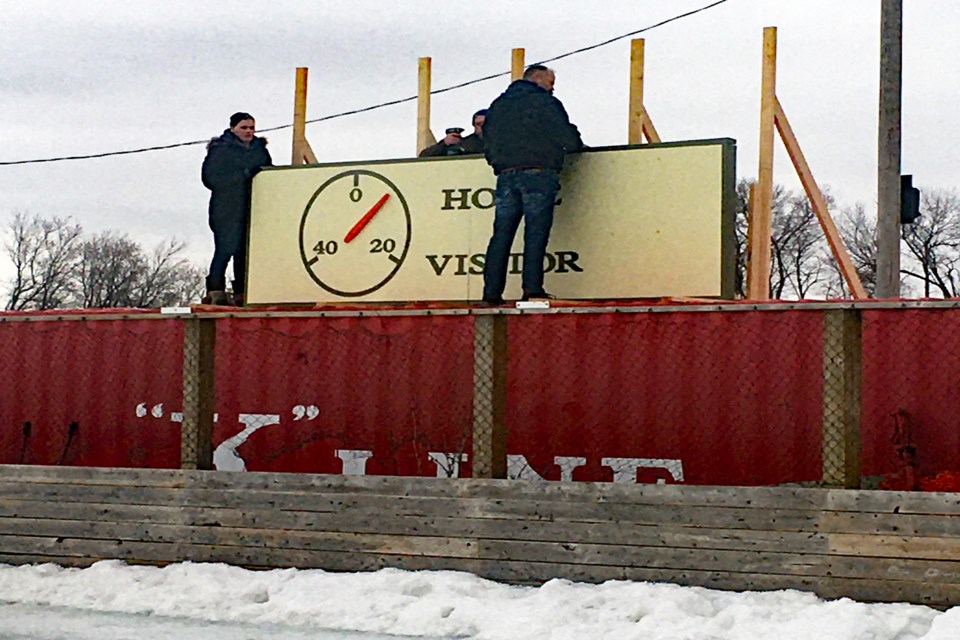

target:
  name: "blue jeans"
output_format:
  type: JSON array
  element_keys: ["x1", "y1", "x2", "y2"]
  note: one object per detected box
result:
[
  {"x1": 482, "y1": 170, "x2": 560, "y2": 300},
  {"x1": 208, "y1": 216, "x2": 247, "y2": 293}
]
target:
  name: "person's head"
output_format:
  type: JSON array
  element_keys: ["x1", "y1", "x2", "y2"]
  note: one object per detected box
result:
[
  {"x1": 472, "y1": 109, "x2": 488, "y2": 136},
  {"x1": 229, "y1": 112, "x2": 256, "y2": 143},
  {"x1": 523, "y1": 65, "x2": 556, "y2": 93}
]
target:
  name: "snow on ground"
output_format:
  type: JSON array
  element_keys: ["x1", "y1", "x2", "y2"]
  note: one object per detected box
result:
[
  {"x1": 0, "y1": 561, "x2": 958, "y2": 640},
  {"x1": 0, "y1": 602, "x2": 413, "y2": 640}
]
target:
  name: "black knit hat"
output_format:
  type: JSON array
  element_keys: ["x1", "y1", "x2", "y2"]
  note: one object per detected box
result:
[{"x1": 229, "y1": 112, "x2": 254, "y2": 127}]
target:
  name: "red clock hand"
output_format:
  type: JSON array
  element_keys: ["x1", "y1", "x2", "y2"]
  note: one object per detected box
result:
[{"x1": 344, "y1": 193, "x2": 390, "y2": 243}]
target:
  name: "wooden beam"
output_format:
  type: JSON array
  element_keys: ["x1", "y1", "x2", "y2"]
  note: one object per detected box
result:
[
  {"x1": 291, "y1": 67, "x2": 310, "y2": 166},
  {"x1": 774, "y1": 99, "x2": 868, "y2": 299},
  {"x1": 511, "y1": 48, "x2": 525, "y2": 81},
  {"x1": 642, "y1": 111, "x2": 662, "y2": 144},
  {"x1": 417, "y1": 57, "x2": 434, "y2": 156},
  {"x1": 628, "y1": 39, "x2": 645, "y2": 144},
  {"x1": 300, "y1": 139, "x2": 318, "y2": 165},
  {"x1": 747, "y1": 27, "x2": 777, "y2": 300},
  {"x1": 626, "y1": 39, "x2": 662, "y2": 144}
]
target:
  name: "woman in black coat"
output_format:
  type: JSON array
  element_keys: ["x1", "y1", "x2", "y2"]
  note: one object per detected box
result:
[{"x1": 201, "y1": 112, "x2": 272, "y2": 305}]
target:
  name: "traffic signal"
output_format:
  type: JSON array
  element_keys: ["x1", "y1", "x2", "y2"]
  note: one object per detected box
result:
[{"x1": 901, "y1": 175, "x2": 921, "y2": 224}]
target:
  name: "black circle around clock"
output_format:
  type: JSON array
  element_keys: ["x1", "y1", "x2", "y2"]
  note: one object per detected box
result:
[{"x1": 298, "y1": 169, "x2": 412, "y2": 297}]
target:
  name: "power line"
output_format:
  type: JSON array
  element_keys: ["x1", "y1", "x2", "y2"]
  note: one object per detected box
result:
[{"x1": 1, "y1": 0, "x2": 732, "y2": 167}]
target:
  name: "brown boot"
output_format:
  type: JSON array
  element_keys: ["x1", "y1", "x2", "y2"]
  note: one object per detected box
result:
[
  {"x1": 231, "y1": 281, "x2": 245, "y2": 307},
  {"x1": 207, "y1": 290, "x2": 230, "y2": 305}
]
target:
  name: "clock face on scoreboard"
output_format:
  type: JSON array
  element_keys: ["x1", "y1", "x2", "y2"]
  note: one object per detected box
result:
[{"x1": 298, "y1": 169, "x2": 412, "y2": 297}]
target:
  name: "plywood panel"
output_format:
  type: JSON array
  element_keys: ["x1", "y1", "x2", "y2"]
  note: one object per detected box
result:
[{"x1": 247, "y1": 141, "x2": 735, "y2": 303}]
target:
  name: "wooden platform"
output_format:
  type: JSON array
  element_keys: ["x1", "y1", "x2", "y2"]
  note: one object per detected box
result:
[{"x1": 0, "y1": 465, "x2": 958, "y2": 607}]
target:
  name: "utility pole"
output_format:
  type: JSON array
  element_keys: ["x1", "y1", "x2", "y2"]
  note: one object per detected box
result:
[{"x1": 876, "y1": 0, "x2": 902, "y2": 298}]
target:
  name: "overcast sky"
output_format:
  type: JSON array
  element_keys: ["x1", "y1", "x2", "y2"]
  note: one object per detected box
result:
[{"x1": 2, "y1": 0, "x2": 958, "y2": 278}]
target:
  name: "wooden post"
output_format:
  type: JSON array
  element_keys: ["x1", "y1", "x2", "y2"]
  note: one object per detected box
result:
[
  {"x1": 511, "y1": 48, "x2": 525, "y2": 81},
  {"x1": 821, "y1": 309, "x2": 862, "y2": 488},
  {"x1": 627, "y1": 39, "x2": 662, "y2": 145},
  {"x1": 774, "y1": 99, "x2": 868, "y2": 299},
  {"x1": 291, "y1": 67, "x2": 317, "y2": 165},
  {"x1": 747, "y1": 27, "x2": 777, "y2": 300},
  {"x1": 745, "y1": 28, "x2": 867, "y2": 300},
  {"x1": 876, "y1": 0, "x2": 903, "y2": 298},
  {"x1": 417, "y1": 57, "x2": 435, "y2": 156},
  {"x1": 292, "y1": 67, "x2": 307, "y2": 164},
  {"x1": 181, "y1": 317, "x2": 216, "y2": 470},
  {"x1": 628, "y1": 39, "x2": 646, "y2": 145},
  {"x1": 472, "y1": 315, "x2": 508, "y2": 479}
]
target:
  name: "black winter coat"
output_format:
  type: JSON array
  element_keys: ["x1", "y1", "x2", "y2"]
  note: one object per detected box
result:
[
  {"x1": 201, "y1": 130, "x2": 273, "y2": 226},
  {"x1": 482, "y1": 79, "x2": 583, "y2": 174},
  {"x1": 418, "y1": 132, "x2": 485, "y2": 157}
]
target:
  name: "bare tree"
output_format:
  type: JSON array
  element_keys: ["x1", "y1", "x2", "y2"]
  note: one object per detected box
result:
[
  {"x1": 901, "y1": 188, "x2": 960, "y2": 297},
  {"x1": 828, "y1": 203, "x2": 878, "y2": 297},
  {"x1": 737, "y1": 180, "x2": 817, "y2": 299},
  {"x1": 770, "y1": 191, "x2": 829, "y2": 299},
  {"x1": 734, "y1": 180, "x2": 783, "y2": 297},
  {"x1": 4, "y1": 213, "x2": 83, "y2": 310},
  {"x1": 77, "y1": 232, "x2": 145, "y2": 308},
  {"x1": 733, "y1": 179, "x2": 751, "y2": 298},
  {"x1": 3, "y1": 213, "x2": 204, "y2": 309},
  {"x1": 131, "y1": 238, "x2": 205, "y2": 307},
  {"x1": 77, "y1": 233, "x2": 204, "y2": 308}
]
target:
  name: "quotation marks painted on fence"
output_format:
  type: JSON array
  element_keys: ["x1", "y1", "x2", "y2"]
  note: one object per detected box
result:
[
  {"x1": 134, "y1": 402, "x2": 322, "y2": 471},
  {"x1": 292, "y1": 404, "x2": 320, "y2": 420}
]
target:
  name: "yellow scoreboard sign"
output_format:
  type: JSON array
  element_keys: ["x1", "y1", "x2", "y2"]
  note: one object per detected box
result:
[{"x1": 247, "y1": 139, "x2": 735, "y2": 304}]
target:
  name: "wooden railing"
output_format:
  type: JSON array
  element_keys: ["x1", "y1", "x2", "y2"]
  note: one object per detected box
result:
[{"x1": 0, "y1": 465, "x2": 958, "y2": 607}]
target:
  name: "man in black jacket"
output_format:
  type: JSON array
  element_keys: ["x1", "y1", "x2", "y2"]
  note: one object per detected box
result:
[
  {"x1": 480, "y1": 65, "x2": 582, "y2": 305},
  {"x1": 418, "y1": 109, "x2": 487, "y2": 157},
  {"x1": 201, "y1": 112, "x2": 272, "y2": 305}
]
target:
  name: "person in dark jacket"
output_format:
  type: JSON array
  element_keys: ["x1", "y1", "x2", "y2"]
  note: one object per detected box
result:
[
  {"x1": 419, "y1": 109, "x2": 487, "y2": 157},
  {"x1": 201, "y1": 112, "x2": 272, "y2": 305},
  {"x1": 480, "y1": 65, "x2": 583, "y2": 305}
]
